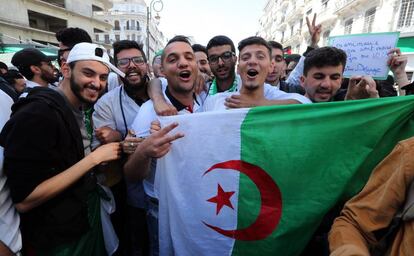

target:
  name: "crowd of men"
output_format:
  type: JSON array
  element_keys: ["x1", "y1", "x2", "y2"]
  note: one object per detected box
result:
[{"x1": 1, "y1": 14, "x2": 414, "y2": 256}]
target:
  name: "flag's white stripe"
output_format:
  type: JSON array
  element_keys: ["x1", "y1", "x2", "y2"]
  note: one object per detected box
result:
[{"x1": 157, "y1": 109, "x2": 249, "y2": 256}]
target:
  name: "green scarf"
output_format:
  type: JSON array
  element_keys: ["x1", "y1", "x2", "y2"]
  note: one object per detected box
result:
[{"x1": 208, "y1": 77, "x2": 238, "y2": 95}]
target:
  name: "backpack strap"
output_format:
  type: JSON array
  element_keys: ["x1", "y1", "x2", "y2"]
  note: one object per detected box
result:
[
  {"x1": 400, "y1": 180, "x2": 414, "y2": 221},
  {"x1": 370, "y1": 179, "x2": 414, "y2": 255}
]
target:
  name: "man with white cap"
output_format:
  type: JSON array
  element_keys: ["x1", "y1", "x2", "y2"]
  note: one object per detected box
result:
[{"x1": 0, "y1": 42, "x2": 123, "y2": 255}]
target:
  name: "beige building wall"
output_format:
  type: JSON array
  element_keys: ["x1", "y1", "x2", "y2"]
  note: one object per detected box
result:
[{"x1": 0, "y1": 0, "x2": 112, "y2": 45}]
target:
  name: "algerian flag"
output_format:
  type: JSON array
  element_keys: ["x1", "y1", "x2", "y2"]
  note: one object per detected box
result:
[{"x1": 156, "y1": 96, "x2": 414, "y2": 256}]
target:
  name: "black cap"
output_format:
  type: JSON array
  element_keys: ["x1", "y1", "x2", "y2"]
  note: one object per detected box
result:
[{"x1": 11, "y1": 48, "x2": 56, "y2": 70}]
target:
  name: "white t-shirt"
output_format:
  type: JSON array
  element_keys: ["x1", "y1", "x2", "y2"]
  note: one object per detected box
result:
[
  {"x1": 131, "y1": 87, "x2": 202, "y2": 198},
  {"x1": 203, "y1": 86, "x2": 312, "y2": 112},
  {"x1": 0, "y1": 90, "x2": 22, "y2": 253}
]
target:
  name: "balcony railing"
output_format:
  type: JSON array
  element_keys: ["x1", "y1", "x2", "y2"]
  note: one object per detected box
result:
[
  {"x1": 124, "y1": 26, "x2": 141, "y2": 31},
  {"x1": 39, "y1": 0, "x2": 65, "y2": 8},
  {"x1": 398, "y1": 24, "x2": 414, "y2": 33},
  {"x1": 335, "y1": 0, "x2": 356, "y2": 11}
]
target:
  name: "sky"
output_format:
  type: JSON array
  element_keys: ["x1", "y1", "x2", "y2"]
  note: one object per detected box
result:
[{"x1": 150, "y1": 0, "x2": 267, "y2": 46}]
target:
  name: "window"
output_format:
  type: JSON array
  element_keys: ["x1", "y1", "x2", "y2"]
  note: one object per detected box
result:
[
  {"x1": 290, "y1": 25, "x2": 294, "y2": 36},
  {"x1": 126, "y1": 20, "x2": 130, "y2": 30},
  {"x1": 137, "y1": 21, "x2": 140, "y2": 31},
  {"x1": 363, "y1": 7, "x2": 376, "y2": 33},
  {"x1": 398, "y1": 0, "x2": 414, "y2": 28},
  {"x1": 132, "y1": 34, "x2": 136, "y2": 41},
  {"x1": 115, "y1": 35, "x2": 120, "y2": 41},
  {"x1": 344, "y1": 18, "x2": 353, "y2": 34},
  {"x1": 28, "y1": 10, "x2": 67, "y2": 33},
  {"x1": 92, "y1": 4, "x2": 103, "y2": 12},
  {"x1": 281, "y1": 31, "x2": 285, "y2": 43},
  {"x1": 104, "y1": 34, "x2": 109, "y2": 44},
  {"x1": 114, "y1": 20, "x2": 120, "y2": 30},
  {"x1": 95, "y1": 34, "x2": 99, "y2": 42}
]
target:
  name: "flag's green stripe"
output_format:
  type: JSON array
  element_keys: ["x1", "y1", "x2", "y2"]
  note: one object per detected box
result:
[{"x1": 233, "y1": 96, "x2": 414, "y2": 256}]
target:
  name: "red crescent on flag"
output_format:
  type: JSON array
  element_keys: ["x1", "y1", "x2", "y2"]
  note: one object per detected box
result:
[{"x1": 202, "y1": 160, "x2": 282, "y2": 241}]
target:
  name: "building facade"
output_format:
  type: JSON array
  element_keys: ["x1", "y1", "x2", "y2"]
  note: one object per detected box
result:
[
  {"x1": 258, "y1": 0, "x2": 414, "y2": 76},
  {"x1": 94, "y1": 0, "x2": 166, "y2": 62},
  {"x1": 0, "y1": 0, "x2": 112, "y2": 46}
]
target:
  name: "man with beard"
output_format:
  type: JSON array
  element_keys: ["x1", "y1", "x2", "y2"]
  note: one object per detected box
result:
[
  {"x1": 124, "y1": 35, "x2": 199, "y2": 256},
  {"x1": 11, "y1": 48, "x2": 59, "y2": 97},
  {"x1": 150, "y1": 35, "x2": 309, "y2": 114},
  {"x1": 92, "y1": 40, "x2": 150, "y2": 256},
  {"x1": 0, "y1": 42, "x2": 123, "y2": 255}
]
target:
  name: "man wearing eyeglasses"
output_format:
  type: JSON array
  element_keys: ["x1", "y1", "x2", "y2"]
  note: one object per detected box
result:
[
  {"x1": 55, "y1": 27, "x2": 92, "y2": 68},
  {"x1": 205, "y1": 35, "x2": 238, "y2": 95},
  {"x1": 150, "y1": 35, "x2": 309, "y2": 114},
  {"x1": 92, "y1": 40, "x2": 150, "y2": 256},
  {"x1": 11, "y1": 48, "x2": 59, "y2": 97},
  {"x1": 206, "y1": 35, "x2": 310, "y2": 108}
]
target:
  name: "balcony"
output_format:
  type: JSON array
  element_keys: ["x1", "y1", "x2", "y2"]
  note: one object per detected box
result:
[
  {"x1": 285, "y1": 6, "x2": 305, "y2": 23},
  {"x1": 277, "y1": 21, "x2": 288, "y2": 31},
  {"x1": 317, "y1": 9, "x2": 338, "y2": 28},
  {"x1": 39, "y1": 0, "x2": 65, "y2": 8},
  {"x1": 283, "y1": 31, "x2": 302, "y2": 46},
  {"x1": 28, "y1": 10, "x2": 67, "y2": 34},
  {"x1": 335, "y1": 0, "x2": 368, "y2": 15},
  {"x1": 124, "y1": 26, "x2": 141, "y2": 31},
  {"x1": 398, "y1": 24, "x2": 414, "y2": 35},
  {"x1": 281, "y1": 0, "x2": 289, "y2": 8}
]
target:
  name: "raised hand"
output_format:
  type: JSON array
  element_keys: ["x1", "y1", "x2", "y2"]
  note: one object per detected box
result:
[
  {"x1": 139, "y1": 122, "x2": 184, "y2": 159},
  {"x1": 387, "y1": 48, "x2": 408, "y2": 76},
  {"x1": 345, "y1": 76, "x2": 379, "y2": 100},
  {"x1": 306, "y1": 14, "x2": 322, "y2": 48}
]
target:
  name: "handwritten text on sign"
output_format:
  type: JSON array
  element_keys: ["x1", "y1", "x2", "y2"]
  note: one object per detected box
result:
[{"x1": 328, "y1": 33, "x2": 399, "y2": 80}]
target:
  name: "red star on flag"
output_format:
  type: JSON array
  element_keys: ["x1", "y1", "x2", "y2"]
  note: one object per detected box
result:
[{"x1": 207, "y1": 183, "x2": 235, "y2": 215}]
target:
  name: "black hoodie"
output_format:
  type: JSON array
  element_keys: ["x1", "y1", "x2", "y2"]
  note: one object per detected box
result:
[{"x1": 0, "y1": 87, "x2": 95, "y2": 249}]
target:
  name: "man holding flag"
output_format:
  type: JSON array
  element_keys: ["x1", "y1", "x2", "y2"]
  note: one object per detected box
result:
[{"x1": 124, "y1": 35, "x2": 200, "y2": 256}]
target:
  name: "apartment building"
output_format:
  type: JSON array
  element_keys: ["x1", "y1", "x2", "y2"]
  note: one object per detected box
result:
[
  {"x1": 94, "y1": 0, "x2": 166, "y2": 62},
  {"x1": 0, "y1": 0, "x2": 112, "y2": 46},
  {"x1": 258, "y1": 0, "x2": 414, "y2": 77}
]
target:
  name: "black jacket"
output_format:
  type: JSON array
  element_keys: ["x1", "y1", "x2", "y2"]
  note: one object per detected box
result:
[
  {"x1": 0, "y1": 76, "x2": 18, "y2": 102},
  {"x1": 0, "y1": 87, "x2": 95, "y2": 249}
]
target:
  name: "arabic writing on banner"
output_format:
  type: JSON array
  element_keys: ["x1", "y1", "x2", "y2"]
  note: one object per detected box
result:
[{"x1": 328, "y1": 32, "x2": 399, "y2": 80}]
